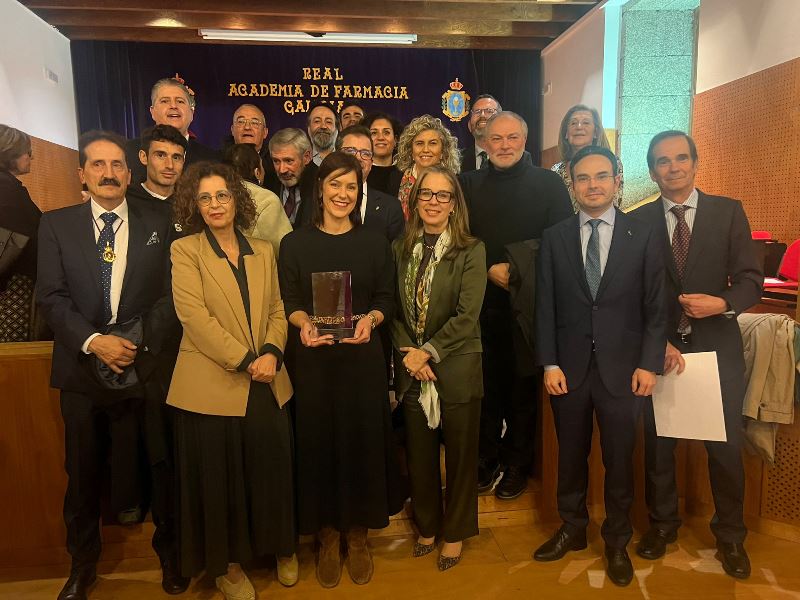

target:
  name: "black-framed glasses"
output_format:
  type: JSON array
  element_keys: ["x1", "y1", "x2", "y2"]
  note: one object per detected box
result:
[
  {"x1": 234, "y1": 117, "x2": 264, "y2": 128},
  {"x1": 341, "y1": 146, "x2": 374, "y2": 160},
  {"x1": 196, "y1": 191, "x2": 233, "y2": 206},
  {"x1": 417, "y1": 188, "x2": 453, "y2": 203},
  {"x1": 470, "y1": 107, "x2": 498, "y2": 117}
]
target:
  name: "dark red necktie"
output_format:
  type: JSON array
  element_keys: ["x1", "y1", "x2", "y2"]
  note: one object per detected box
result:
[
  {"x1": 284, "y1": 187, "x2": 297, "y2": 220},
  {"x1": 671, "y1": 205, "x2": 691, "y2": 331}
]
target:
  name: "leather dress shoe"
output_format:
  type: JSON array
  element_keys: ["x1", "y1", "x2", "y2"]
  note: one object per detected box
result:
[
  {"x1": 717, "y1": 542, "x2": 751, "y2": 579},
  {"x1": 117, "y1": 506, "x2": 143, "y2": 525},
  {"x1": 605, "y1": 547, "x2": 634, "y2": 586},
  {"x1": 495, "y1": 465, "x2": 528, "y2": 500},
  {"x1": 161, "y1": 559, "x2": 190, "y2": 595},
  {"x1": 636, "y1": 527, "x2": 677, "y2": 560},
  {"x1": 533, "y1": 526, "x2": 587, "y2": 561},
  {"x1": 477, "y1": 458, "x2": 502, "y2": 493},
  {"x1": 58, "y1": 567, "x2": 97, "y2": 600}
]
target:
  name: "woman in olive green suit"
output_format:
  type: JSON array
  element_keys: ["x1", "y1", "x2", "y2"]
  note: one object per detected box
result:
[{"x1": 391, "y1": 166, "x2": 486, "y2": 571}]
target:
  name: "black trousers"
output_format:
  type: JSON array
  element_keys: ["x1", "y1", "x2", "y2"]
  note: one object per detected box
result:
[
  {"x1": 550, "y1": 358, "x2": 643, "y2": 549},
  {"x1": 642, "y1": 343, "x2": 746, "y2": 544},
  {"x1": 60, "y1": 390, "x2": 173, "y2": 570},
  {"x1": 479, "y1": 307, "x2": 538, "y2": 467}
]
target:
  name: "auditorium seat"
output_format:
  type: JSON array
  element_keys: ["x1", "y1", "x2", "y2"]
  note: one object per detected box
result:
[
  {"x1": 751, "y1": 230, "x2": 773, "y2": 240},
  {"x1": 763, "y1": 239, "x2": 799, "y2": 290}
]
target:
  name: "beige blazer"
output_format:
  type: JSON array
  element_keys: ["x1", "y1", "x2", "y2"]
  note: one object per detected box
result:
[
  {"x1": 242, "y1": 180, "x2": 292, "y2": 257},
  {"x1": 167, "y1": 232, "x2": 293, "y2": 416}
]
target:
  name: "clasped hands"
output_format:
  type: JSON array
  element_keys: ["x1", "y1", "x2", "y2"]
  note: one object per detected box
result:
[
  {"x1": 247, "y1": 353, "x2": 277, "y2": 383},
  {"x1": 399, "y1": 347, "x2": 436, "y2": 381},
  {"x1": 88, "y1": 334, "x2": 137, "y2": 375}
]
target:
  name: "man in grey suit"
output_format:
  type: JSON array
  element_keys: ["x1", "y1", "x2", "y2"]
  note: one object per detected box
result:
[{"x1": 633, "y1": 131, "x2": 763, "y2": 579}]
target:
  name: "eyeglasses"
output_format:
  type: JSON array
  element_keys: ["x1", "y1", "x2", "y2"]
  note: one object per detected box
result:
[
  {"x1": 417, "y1": 188, "x2": 453, "y2": 203},
  {"x1": 573, "y1": 173, "x2": 614, "y2": 185},
  {"x1": 471, "y1": 107, "x2": 498, "y2": 117},
  {"x1": 341, "y1": 147, "x2": 374, "y2": 160},
  {"x1": 234, "y1": 117, "x2": 264, "y2": 128},
  {"x1": 196, "y1": 191, "x2": 233, "y2": 206}
]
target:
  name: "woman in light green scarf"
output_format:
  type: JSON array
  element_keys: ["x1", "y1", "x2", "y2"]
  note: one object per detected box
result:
[{"x1": 391, "y1": 166, "x2": 487, "y2": 572}]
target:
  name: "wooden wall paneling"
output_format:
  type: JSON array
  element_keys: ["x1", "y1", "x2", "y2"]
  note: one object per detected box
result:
[
  {"x1": 16, "y1": 137, "x2": 83, "y2": 213},
  {"x1": 692, "y1": 57, "x2": 800, "y2": 245}
]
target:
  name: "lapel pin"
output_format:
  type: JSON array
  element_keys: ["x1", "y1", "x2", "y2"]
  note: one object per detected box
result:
[
  {"x1": 146, "y1": 232, "x2": 160, "y2": 245},
  {"x1": 627, "y1": 230, "x2": 632, "y2": 236}
]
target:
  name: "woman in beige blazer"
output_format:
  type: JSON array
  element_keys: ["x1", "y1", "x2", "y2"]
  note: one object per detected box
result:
[{"x1": 168, "y1": 162, "x2": 296, "y2": 600}]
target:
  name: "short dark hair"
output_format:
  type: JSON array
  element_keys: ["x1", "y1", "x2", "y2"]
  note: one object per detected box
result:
[
  {"x1": 223, "y1": 143, "x2": 261, "y2": 185},
  {"x1": 474, "y1": 94, "x2": 502, "y2": 110},
  {"x1": 335, "y1": 125, "x2": 373, "y2": 151},
  {"x1": 340, "y1": 102, "x2": 364, "y2": 113},
  {"x1": 139, "y1": 124, "x2": 188, "y2": 154},
  {"x1": 569, "y1": 145, "x2": 619, "y2": 180},
  {"x1": 310, "y1": 152, "x2": 363, "y2": 228},
  {"x1": 362, "y1": 111, "x2": 404, "y2": 139},
  {"x1": 306, "y1": 101, "x2": 339, "y2": 129},
  {"x1": 78, "y1": 130, "x2": 128, "y2": 168},
  {"x1": 647, "y1": 130, "x2": 698, "y2": 170}
]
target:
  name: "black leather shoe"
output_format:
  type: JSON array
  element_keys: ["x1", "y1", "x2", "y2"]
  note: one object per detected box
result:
[
  {"x1": 717, "y1": 542, "x2": 751, "y2": 579},
  {"x1": 161, "y1": 559, "x2": 190, "y2": 595},
  {"x1": 57, "y1": 567, "x2": 97, "y2": 600},
  {"x1": 605, "y1": 547, "x2": 634, "y2": 586},
  {"x1": 533, "y1": 526, "x2": 588, "y2": 561},
  {"x1": 495, "y1": 465, "x2": 528, "y2": 499},
  {"x1": 636, "y1": 527, "x2": 677, "y2": 560},
  {"x1": 477, "y1": 458, "x2": 502, "y2": 493}
]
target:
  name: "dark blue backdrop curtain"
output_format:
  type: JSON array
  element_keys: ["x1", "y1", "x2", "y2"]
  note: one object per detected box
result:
[{"x1": 70, "y1": 41, "x2": 541, "y2": 162}]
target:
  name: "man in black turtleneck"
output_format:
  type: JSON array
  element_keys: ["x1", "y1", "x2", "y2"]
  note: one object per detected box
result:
[{"x1": 460, "y1": 111, "x2": 573, "y2": 500}]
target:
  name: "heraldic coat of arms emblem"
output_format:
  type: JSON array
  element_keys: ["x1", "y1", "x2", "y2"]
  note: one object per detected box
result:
[{"x1": 441, "y1": 78, "x2": 471, "y2": 122}]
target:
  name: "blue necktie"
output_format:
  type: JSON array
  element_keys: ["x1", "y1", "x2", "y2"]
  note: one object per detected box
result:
[
  {"x1": 98, "y1": 212, "x2": 118, "y2": 323},
  {"x1": 585, "y1": 219, "x2": 602, "y2": 300}
]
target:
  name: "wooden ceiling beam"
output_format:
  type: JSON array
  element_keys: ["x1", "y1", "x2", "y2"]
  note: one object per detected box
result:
[
  {"x1": 34, "y1": 9, "x2": 569, "y2": 37},
  {"x1": 57, "y1": 26, "x2": 549, "y2": 49}
]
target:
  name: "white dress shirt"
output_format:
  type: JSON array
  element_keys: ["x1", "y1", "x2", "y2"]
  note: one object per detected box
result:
[
  {"x1": 82, "y1": 198, "x2": 130, "y2": 353},
  {"x1": 662, "y1": 188, "x2": 698, "y2": 237},
  {"x1": 280, "y1": 186, "x2": 301, "y2": 224},
  {"x1": 475, "y1": 144, "x2": 487, "y2": 168},
  {"x1": 360, "y1": 182, "x2": 369, "y2": 223}
]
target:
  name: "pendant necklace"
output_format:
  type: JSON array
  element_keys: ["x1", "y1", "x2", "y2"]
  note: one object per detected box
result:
[{"x1": 93, "y1": 216, "x2": 123, "y2": 263}]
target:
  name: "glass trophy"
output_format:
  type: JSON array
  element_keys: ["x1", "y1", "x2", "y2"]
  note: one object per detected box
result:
[{"x1": 311, "y1": 271, "x2": 354, "y2": 341}]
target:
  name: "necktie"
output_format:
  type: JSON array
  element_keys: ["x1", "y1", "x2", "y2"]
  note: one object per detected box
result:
[
  {"x1": 671, "y1": 205, "x2": 691, "y2": 331},
  {"x1": 98, "y1": 212, "x2": 118, "y2": 324},
  {"x1": 477, "y1": 150, "x2": 487, "y2": 169},
  {"x1": 284, "y1": 187, "x2": 297, "y2": 221},
  {"x1": 585, "y1": 219, "x2": 602, "y2": 300}
]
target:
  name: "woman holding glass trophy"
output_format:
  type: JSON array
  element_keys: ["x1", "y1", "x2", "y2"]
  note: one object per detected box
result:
[{"x1": 278, "y1": 152, "x2": 405, "y2": 589}]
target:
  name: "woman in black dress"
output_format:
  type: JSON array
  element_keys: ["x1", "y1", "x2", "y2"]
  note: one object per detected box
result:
[
  {"x1": 278, "y1": 152, "x2": 405, "y2": 588},
  {"x1": 0, "y1": 125, "x2": 41, "y2": 342},
  {"x1": 168, "y1": 162, "x2": 297, "y2": 599}
]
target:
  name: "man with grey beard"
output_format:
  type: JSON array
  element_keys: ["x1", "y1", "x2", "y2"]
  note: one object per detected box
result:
[{"x1": 306, "y1": 101, "x2": 339, "y2": 166}]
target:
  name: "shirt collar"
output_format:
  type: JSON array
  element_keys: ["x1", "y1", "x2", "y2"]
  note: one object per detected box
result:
[
  {"x1": 90, "y1": 198, "x2": 128, "y2": 222},
  {"x1": 475, "y1": 143, "x2": 486, "y2": 155},
  {"x1": 204, "y1": 226, "x2": 254, "y2": 259},
  {"x1": 578, "y1": 204, "x2": 616, "y2": 227},
  {"x1": 662, "y1": 188, "x2": 699, "y2": 213}
]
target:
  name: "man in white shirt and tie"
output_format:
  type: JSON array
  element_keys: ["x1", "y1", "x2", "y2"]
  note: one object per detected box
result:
[
  {"x1": 461, "y1": 94, "x2": 501, "y2": 172},
  {"x1": 267, "y1": 128, "x2": 318, "y2": 229}
]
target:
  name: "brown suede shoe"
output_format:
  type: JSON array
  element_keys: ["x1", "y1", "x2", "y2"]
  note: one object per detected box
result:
[
  {"x1": 345, "y1": 526, "x2": 374, "y2": 585},
  {"x1": 316, "y1": 527, "x2": 342, "y2": 588}
]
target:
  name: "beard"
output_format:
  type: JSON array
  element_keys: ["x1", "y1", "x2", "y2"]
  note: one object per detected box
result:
[{"x1": 311, "y1": 129, "x2": 335, "y2": 151}]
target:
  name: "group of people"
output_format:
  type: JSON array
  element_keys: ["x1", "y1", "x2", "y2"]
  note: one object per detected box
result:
[{"x1": 0, "y1": 75, "x2": 763, "y2": 600}]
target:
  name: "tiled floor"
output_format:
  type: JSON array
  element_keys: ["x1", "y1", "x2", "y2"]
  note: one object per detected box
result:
[{"x1": 2, "y1": 520, "x2": 799, "y2": 599}]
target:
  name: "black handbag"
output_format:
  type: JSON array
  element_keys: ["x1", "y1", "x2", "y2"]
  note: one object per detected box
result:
[
  {"x1": 82, "y1": 316, "x2": 144, "y2": 391},
  {"x1": 0, "y1": 226, "x2": 30, "y2": 279}
]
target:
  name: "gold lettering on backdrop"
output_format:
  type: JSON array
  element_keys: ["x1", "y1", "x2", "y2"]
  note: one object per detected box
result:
[{"x1": 229, "y1": 67, "x2": 410, "y2": 114}]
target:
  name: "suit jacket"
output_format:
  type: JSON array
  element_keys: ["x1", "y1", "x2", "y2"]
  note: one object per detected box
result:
[
  {"x1": 267, "y1": 161, "x2": 319, "y2": 229},
  {"x1": 36, "y1": 199, "x2": 175, "y2": 392},
  {"x1": 633, "y1": 191, "x2": 763, "y2": 381},
  {"x1": 167, "y1": 232, "x2": 292, "y2": 416},
  {"x1": 534, "y1": 209, "x2": 667, "y2": 397},
  {"x1": 125, "y1": 136, "x2": 219, "y2": 187},
  {"x1": 460, "y1": 145, "x2": 477, "y2": 173},
  {"x1": 362, "y1": 186, "x2": 404, "y2": 241},
  {"x1": 391, "y1": 239, "x2": 487, "y2": 404}
]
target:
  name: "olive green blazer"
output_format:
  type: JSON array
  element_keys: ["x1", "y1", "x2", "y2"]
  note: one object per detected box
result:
[{"x1": 391, "y1": 238, "x2": 487, "y2": 404}]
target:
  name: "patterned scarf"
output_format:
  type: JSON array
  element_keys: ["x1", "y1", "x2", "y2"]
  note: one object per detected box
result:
[
  {"x1": 402, "y1": 228, "x2": 451, "y2": 428},
  {"x1": 398, "y1": 169, "x2": 416, "y2": 221}
]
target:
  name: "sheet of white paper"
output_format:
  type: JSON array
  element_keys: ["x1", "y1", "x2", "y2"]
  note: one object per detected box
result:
[{"x1": 651, "y1": 351, "x2": 727, "y2": 442}]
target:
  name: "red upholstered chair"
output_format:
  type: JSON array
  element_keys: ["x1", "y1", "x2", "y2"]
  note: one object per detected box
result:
[
  {"x1": 751, "y1": 230, "x2": 772, "y2": 240},
  {"x1": 764, "y1": 239, "x2": 799, "y2": 290}
]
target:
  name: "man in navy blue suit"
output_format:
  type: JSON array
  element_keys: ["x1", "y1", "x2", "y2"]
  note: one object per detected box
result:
[
  {"x1": 37, "y1": 131, "x2": 188, "y2": 600},
  {"x1": 533, "y1": 145, "x2": 666, "y2": 586}
]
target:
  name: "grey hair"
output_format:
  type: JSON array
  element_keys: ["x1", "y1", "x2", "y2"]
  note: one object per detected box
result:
[
  {"x1": 485, "y1": 111, "x2": 528, "y2": 138},
  {"x1": 150, "y1": 78, "x2": 195, "y2": 110},
  {"x1": 268, "y1": 127, "x2": 312, "y2": 156}
]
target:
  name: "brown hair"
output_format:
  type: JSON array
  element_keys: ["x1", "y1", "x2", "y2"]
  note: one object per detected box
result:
[
  {"x1": 172, "y1": 161, "x2": 256, "y2": 234},
  {"x1": 0, "y1": 125, "x2": 32, "y2": 171},
  {"x1": 401, "y1": 166, "x2": 476, "y2": 260},
  {"x1": 557, "y1": 104, "x2": 610, "y2": 162},
  {"x1": 310, "y1": 152, "x2": 363, "y2": 228}
]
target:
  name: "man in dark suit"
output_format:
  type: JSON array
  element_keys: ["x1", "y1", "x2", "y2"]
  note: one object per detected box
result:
[
  {"x1": 37, "y1": 131, "x2": 188, "y2": 600},
  {"x1": 267, "y1": 127, "x2": 319, "y2": 229},
  {"x1": 336, "y1": 125, "x2": 404, "y2": 240},
  {"x1": 460, "y1": 94, "x2": 501, "y2": 173},
  {"x1": 125, "y1": 77, "x2": 218, "y2": 186},
  {"x1": 633, "y1": 131, "x2": 763, "y2": 579},
  {"x1": 533, "y1": 145, "x2": 666, "y2": 586}
]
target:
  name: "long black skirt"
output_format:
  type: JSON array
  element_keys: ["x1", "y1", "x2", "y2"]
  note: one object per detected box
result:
[{"x1": 174, "y1": 382, "x2": 296, "y2": 578}]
